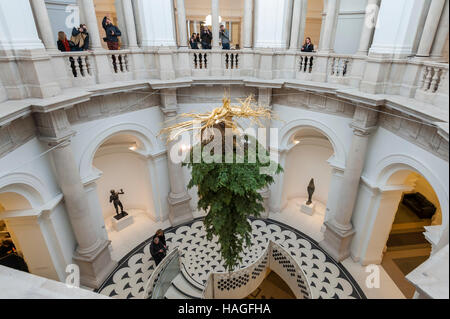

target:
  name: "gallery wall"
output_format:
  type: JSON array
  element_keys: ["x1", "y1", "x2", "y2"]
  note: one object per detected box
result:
[
  {"x1": 93, "y1": 149, "x2": 155, "y2": 220},
  {"x1": 283, "y1": 141, "x2": 334, "y2": 205}
]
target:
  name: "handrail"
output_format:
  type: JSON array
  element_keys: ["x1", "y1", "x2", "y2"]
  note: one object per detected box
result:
[
  {"x1": 202, "y1": 242, "x2": 271, "y2": 299},
  {"x1": 180, "y1": 261, "x2": 205, "y2": 289},
  {"x1": 141, "y1": 247, "x2": 180, "y2": 299},
  {"x1": 201, "y1": 240, "x2": 313, "y2": 299}
]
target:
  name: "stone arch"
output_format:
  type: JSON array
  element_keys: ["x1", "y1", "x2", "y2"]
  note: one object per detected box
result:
[
  {"x1": 279, "y1": 118, "x2": 347, "y2": 168},
  {"x1": 270, "y1": 118, "x2": 348, "y2": 213},
  {"x1": 0, "y1": 172, "x2": 48, "y2": 209},
  {"x1": 355, "y1": 153, "x2": 448, "y2": 265},
  {"x1": 373, "y1": 154, "x2": 448, "y2": 230},
  {"x1": 78, "y1": 122, "x2": 167, "y2": 224},
  {"x1": 79, "y1": 122, "x2": 161, "y2": 180}
]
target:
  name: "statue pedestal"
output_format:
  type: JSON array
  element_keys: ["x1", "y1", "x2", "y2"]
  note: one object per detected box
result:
[
  {"x1": 300, "y1": 202, "x2": 315, "y2": 216},
  {"x1": 112, "y1": 213, "x2": 134, "y2": 231}
]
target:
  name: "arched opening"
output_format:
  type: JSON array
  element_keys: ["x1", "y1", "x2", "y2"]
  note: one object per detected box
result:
[
  {"x1": 280, "y1": 127, "x2": 335, "y2": 241},
  {"x1": 0, "y1": 186, "x2": 60, "y2": 281},
  {"x1": 359, "y1": 164, "x2": 445, "y2": 299},
  {"x1": 92, "y1": 132, "x2": 159, "y2": 255},
  {"x1": 377, "y1": 170, "x2": 443, "y2": 298}
]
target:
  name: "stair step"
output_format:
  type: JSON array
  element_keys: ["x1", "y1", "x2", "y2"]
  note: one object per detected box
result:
[
  {"x1": 164, "y1": 285, "x2": 193, "y2": 299},
  {"x1": 172, "y1": 274, "x2": 203, "y2": 299}
]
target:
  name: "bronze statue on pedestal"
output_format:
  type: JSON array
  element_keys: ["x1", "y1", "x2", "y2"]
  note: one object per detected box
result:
[
  {"x1": 110, "y1": 189, "x2": 128, "y2": 220},
  {"x1": 306, "y1": 178, "x2": 315, "y2": 205}
]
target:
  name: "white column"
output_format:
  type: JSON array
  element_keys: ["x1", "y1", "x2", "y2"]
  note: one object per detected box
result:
[
  {"x1": 160, "y1": 89, "x2": 193, "y2": 226},
  {"x1": 211, "y1": 0, "x2": 220, "y2": 48},
  {"x1": 254, "y1": 0, "x2": 294, "y2": 48},
  {"x1": 289, "y1": 0, "x2": 304, "y2": 50},
  {"x1": 132, "y1": 0, "x2": 177, "y2": 47},
  {"x1": 369, "y1": 0, "x2": 430, "y2": 56},
  {"x1": 356, "y1": 0, "x2": 380, "y2": 55},
  {"x1": 333, "y1": 130, "x2": 371, "y2": 231},
  {"x1": 319, "y1": 0, "x2": 339, "y2": 53},
  {"x1": 417, "y1": 0, "x2": 447, "y2": 57},
  {"x1": 243, "y1": 0, "x2": 254, "y2": 48},
  {"x1": 51, "y1": 141, "x2": 101, "y2": 253},
  {"x1": 193, "y1": 21, "x2": 199, "y2": 34},
  {"x1": 78, "y1": 0, "x2": 103, "y2": 49},
  {"x1": 318, "y1": 1, "x2": 328, "y2": 50},
  {"x1": 430, "y1": 0, "x2": 449, "y2": 60},
  {"x1": 122, "y1": 0, "x2": 138, "y2": 48},
  {"x1": 229, "y1": 21, "x2": 232, "y2": 42},
  {"x1": 50, "y1": 139, "x2": 116, "y2": 288},
  {"x1": 176, "y1": 0, "x2": 188, "y2": 47},
  {"x1": 29, "y1": 0, "x2": 57, "y2": 51},
  {"x1": 320, "y1": 108, "x2": 378, "y2": 262},
  {"x1": 187, "y1": 20, "x2": 191, "y2": 39},
  {"x1": 0, "y1": 0, "x2": 44, "y2": 50},
  {"x1": 298, "y1": 0, "x2": 307, "y2": 48}
]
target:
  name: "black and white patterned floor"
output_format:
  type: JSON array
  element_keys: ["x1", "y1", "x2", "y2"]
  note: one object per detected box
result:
[{"x1": 96, "y1": 218, "x2": 366, "y2": 299}]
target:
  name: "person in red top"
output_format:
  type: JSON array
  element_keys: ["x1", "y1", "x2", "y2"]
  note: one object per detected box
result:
[{"x1": 57, "y1": 31, "x2": 73, "y2": 52}]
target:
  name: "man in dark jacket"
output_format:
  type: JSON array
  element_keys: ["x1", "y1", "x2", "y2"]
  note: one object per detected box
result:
[
  {"x1": 150, "y1": 236, "x2": 167, "y2": 266},
  {"x1": 201, "y1": 26, "x2": 212, "y2": 49},
  {"x1": 102, "y1": 16, "x2": 122, "y2": 50},
  {"x1": 71, "y1": 24, "x2": 90, "y2": 51}
]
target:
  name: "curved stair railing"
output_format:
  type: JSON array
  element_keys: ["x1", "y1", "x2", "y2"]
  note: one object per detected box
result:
[
  {"x1": 142, "y1": 247, "x2": 180, "y2": 299},
  {"x1": 202, "y1": 241, "x2": 313, "y2": 299},
  {"x1": 143, "y1": 240, "x2": 313, "y2": 299}
]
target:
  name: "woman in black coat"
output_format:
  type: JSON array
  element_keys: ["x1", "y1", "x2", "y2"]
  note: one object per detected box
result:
[
  {"x1": 301, "y1": 37, "x2": 314, "y2": 52},
  {"x1": 189, "y1": 33, "x2": 199, "y2": 49},
  {"x1": 150, "y1": 236, "x2": 166, "y2": 266}
]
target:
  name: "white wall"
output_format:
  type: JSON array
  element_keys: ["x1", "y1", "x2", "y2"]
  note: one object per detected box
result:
[
  {"x1": 283, "y1": 142, "x2": 333, "y2": 203},
  {"x1": 93, "y1": 151, "x2": 155, "y2": 219}
]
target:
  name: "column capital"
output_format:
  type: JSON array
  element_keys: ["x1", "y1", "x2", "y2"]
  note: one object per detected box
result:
[
  {"x1": 34, "y1": 109, "x2": 76, "y2": 145},
  {"x1": 351, "y1": 105, "x2": 379, "y2": 132},
  {"x1": 350, "y1": 123, "x2": 377, "y2": 136},
  {"x1": 160, "y1": 88, "x2": 178, "y2": 117}
]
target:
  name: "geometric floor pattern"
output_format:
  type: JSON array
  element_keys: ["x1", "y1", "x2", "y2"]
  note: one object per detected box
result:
[{"x1": 96, "y1": 218, "x2": 366, "y2": 299}]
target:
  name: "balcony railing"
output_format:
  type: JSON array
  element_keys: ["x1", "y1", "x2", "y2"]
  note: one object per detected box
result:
[{"x1": 38, "y1": 48, "x2": 450, "y2": 111}]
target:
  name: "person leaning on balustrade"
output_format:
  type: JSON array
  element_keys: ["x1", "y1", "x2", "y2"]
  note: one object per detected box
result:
[
  {"x1": 300, "y1": 37, "x2": 315, "y2": 72},
  {"x1": 219, "y1": 24, "x2": 230, "y2": 50},
  {"x1": 190, "y1": 33, "x2": 199, "y2": 49},
  {"x1": 102, "y1": 16, "x2": 122, "y2": 50},
  {"x1": 71, "y1": 24, "x2": 90, "y2": 51},
  {"x1": 301, "y1": 37, "x2": 314, "y2": 52},
  {"x1": 57, "y1": 31, "x2": 74, "y2": 52}
]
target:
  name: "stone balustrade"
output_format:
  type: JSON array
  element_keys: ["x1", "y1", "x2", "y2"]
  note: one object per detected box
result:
[{"x1": 1, "y1": 47, "x2": 448, "y2": 112}]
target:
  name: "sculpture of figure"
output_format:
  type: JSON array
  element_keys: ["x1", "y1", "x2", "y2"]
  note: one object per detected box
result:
[
  {"x1": 306, "y1": 178, "x2": 315, "y2": 205},
  {"x1": 110, "y1": 189, "x2": 126, "y2": 218}
]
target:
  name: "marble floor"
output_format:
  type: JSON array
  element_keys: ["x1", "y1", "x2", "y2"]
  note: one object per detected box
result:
[
  {"x1": 95, "y1": 198, "x2": 405, "y2": 299},
  {"x1": 105, "y1": 209, "x2": 172, "y2": 262},
  {"x1": 276, "y1": 198, "x2": 405, "y2": 299},
  {"x1": 97, "y1": 215, "x2": 365, "y2": 299}
]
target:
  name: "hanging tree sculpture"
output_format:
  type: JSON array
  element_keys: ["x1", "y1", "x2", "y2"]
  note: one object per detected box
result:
[{"x1": 160, "y1": 96, "x2": 282, "y2": 271}]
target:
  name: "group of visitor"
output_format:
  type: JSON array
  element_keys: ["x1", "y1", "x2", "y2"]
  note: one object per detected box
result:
[
  {"x1": 150, "y1": 229, "x2": 167, "y2": 266},
  {"x1": 56, "y1": 16, "x2": 121, "y2": 52},
  {"x1": 57, "y1": 24, "x2": 90, "y2": 52},
  {"x1": 189, "y1": 24, "x2": 231, "y2": 50}
]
